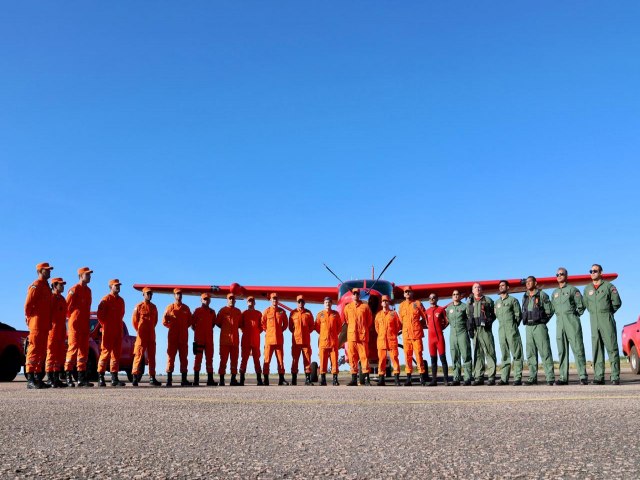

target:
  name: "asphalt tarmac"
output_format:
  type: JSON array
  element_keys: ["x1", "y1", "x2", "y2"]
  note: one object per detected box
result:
[{"x1": 2, "y1": 373, "x2": 639, "y2": 479}]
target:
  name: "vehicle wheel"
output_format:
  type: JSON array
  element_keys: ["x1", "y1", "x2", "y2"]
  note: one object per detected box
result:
[
  {"x1": 0, "y1": 348, "x2": 21, "y2": 382},
  {"x1": 630, "y1": 346, "x2": 640, "y2": 375},
  {"x1": 310, "y1": 361, "x2": 318, "y2": 383}
]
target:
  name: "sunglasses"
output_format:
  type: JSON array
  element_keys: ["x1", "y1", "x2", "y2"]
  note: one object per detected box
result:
[
  {"x1": 381, "y1": 299, "x2": 389, "y2": 303},
  {"x1": 452, "y1": 293, "x2": 460, "y2": 296},
  {"x1": 589, "y1": 270, "x2": 600, "y2": 274},
  {"x1": 404, "y1": 291, "x2": 411, "y2": 294},
  {"x1": 297, "y1": 300, "x2": 304, "y2": 303},
  {"x1": 556, "y1": 273, "x2": 566, "y2": 277}
]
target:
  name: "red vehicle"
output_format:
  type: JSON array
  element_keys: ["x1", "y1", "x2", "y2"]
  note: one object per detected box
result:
[
  {"x1": 1, "y1": 312, "x2": 143, "y2": 382},
  {"x1": 621, "y1": 315, "x2": 640, "y2": 374}
]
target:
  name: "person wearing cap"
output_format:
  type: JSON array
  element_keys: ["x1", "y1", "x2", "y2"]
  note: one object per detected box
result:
[
  {"x1": 131, "y1": 288, "x2": 161, "y2": 387},
  {"x1": 343, "y1": 288, "x2": 373, "y2": 386},
  {"x1": 261, "y1": 293, "x2": 289, "y2": 386},
  {"x1": 96, "y1": 279, "x2": 126, "y2": 387},
  {"x1": 467, "y1": 283, "x2": 497, "y2": 386},
  {"x1": 45, "y1": 277, "x2": 68, "y2": 388},
  {"x1": 163, "y1": 288, "x2": 193, "y2": 387},
  {"x1": 65, "y1": 266, "x2": 94, "y2": 387},
  {"x1": 24, "y1": 262, "x2": 54, "y2": 389},
  {"x1": 374, "y1": 295, "x2": 401, "y2": 386},
  {"x1": 398, "y1": 286, "x2": 428, "y2": 386},
  {"x1": 314, "y1": 297, "x2": 341, "y2": 386},
  {"x1": 289, "y1": 295, "x2": 315, "y2": 386},
  {"x1": 240, "y1": 296, "x2": 263, "y2": 386},
  {"x1": 191, "y1": 293, "x2": 217, "y2": 386},
  {"x1": 425, "y1": 294, "x2": 451, "y2": 386},
  {"x1": 216, "y1": 293, "x2": 242, "y2": 386}
]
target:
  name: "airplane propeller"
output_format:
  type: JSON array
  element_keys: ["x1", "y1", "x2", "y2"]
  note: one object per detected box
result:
[
  {"x1": 366, "y1": 255, "x2": 396, "y2": 294},
  {"x1": 323, "y1": 263, "x2": 344, "y2": 284}
]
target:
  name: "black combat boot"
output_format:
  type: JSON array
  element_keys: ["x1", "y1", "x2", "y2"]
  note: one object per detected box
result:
[
  {"x1": 377, "y1": 374, "x2": 385, "y2": 386},
  {"x1": 132, "y1": 374, "x2": 139, "y2": 387},
  {"x1": 332, "y1": 374, "x2": 340, "y2": 386},
  {"x1": 98, "y1": 373, "x2": 107, "y2": 387},
  {"x1": 193, "y1": 371, "x2": 200, "y2": 386},
  {"x1": 78, "y1": 371, "x2": 94, "y2": 387},
  {"x1": 305, "y1": 373, "x2": 313, "y2": 386},
  {"x1": 26, "y1": 372, "x2": 38, "y2": 389},
  {"x1": 46, "y1": 371, "x2": 57, "y2": 388},
  {"x1": 263, "y1": 373, "x2": 269, "y2": 386},
  {"x1": 165, "y1": 372, "x2": 173, "y2": 387},
  {"x1": 207, "y1": 373, "x2": 218, "y2": 386},
  {"x1": 230, "y1": 374, "x2": 239, "y2": 386},
  {"x1": 320, "y1": 374, "x2": 327, "y2": 386},
  {"x1": 394, "y1": 374, "x2": 400, "y2": 386},
  {"x1": 65, "y1": 371, "x2": 76, "y2": 388},
  {"x1": 440, "y1": 355, "x2": 451, "y2": 386},
  {"x1": 239, "y1": 372, "x2": 245, "y2": 386},
  {"x1": 278, "y1": 374, "x2": 289, "y2": 386},
  {"x1": 429, "y1": 356, "x2": 438, "y2": 386},
  {"x1": 256, "y1": 373, "x2": 264, "y2": 386},
  {"x1": 111, "y1": 372, "x2": 125, "y2": 387},
  {"x1": 347, "y1": 374, "x2": 358, "y2": 386},
  {"x1": 219, "y1": 374, "x2": 225, "y2": 386},
  {"x1": 149, "y1": 376, "x2": 162, "y2": 387},
  {"x1": 181, "y1": 372, "x2": 192, "y2": 386},
  {"x1": 54, "y1": 372, "x2": 67, "y2": 388},
  {"x1": 363, "y1": 373, "x2": 371, "y2": 386},
  {"x1": 420, "y1": 372, "x2": 427, "y2": 386},
  {"x1": 404, "y1": 374, "x2": 413, "y2": 386},
  {"x1": 36, "y1": 372, "x2": 50, "y2": 389},
  {"x1": 291, "y1": 373, "x2": 297, "y2": 386}
]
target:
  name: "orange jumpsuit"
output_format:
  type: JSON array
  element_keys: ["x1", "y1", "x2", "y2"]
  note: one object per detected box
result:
[
  {"x1": 46, "y1": 292, "x2": 67, "y2": 372},
  {"x1": 163, "y1": 302, "x2": 192, "y2": 373},
  {"x1": 289, "y1": 307, "x2": 314, "y2": 375},
  {"x1": 132, "y1": 300, "x2": 158, "y2": 377},
  {"x1": 262, "y1": 306, "x2": 288, "y2": 375},
  {"x1": 315, "y1": 309, "x2": 341, "y2": 375},
  {"x1": 97, "y1": 293, "x2": 125, "y2": 374},
  {"x1": 343, "y1": 301, "x2": 373, "y2": 374},
  {"x1": 24, "y1": 279, "x2": 52, "y2": 374},
  {"x1": 65, "y1": 283, "x2": 92, "y2": 372},
  {"x1": 375, "y1": 309, "x2": 401, "y2": 375},
  {"x1": 399, "y1": 299, "x2": 427, "y2": 374},
  {"x1": 426, "y1": 305, "x2": 448, "y2": 356},
  {"x1": 240, "y1": 309, "x2": 262, "y2": 374},
  {"x1": 217, "y1": 306, "x2": 242, "y2": 375},
  {"x1": 192, "y1": 306, "x2": 216, "y2": 373}
]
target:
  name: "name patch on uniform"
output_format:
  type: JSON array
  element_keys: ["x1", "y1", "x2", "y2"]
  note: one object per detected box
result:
[
  {"x1": 449, "y1": 309, "x2": 453, "y2": 314},
  {"x1": 589, "y1": 291, "x2": 594, "y2": 296}
]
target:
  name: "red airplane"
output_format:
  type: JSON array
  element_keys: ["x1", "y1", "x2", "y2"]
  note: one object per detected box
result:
[{"x1": 133, "y1": 258, "x2": 618, "y2": 378}]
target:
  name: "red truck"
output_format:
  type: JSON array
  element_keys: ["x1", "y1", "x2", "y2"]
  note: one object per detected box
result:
[
  {"x1": 0, "y1": 313, "x2": 143, "y2": 382},
  {"x1": 621, "y1": 315, "x2": 640, "y2": 375}
]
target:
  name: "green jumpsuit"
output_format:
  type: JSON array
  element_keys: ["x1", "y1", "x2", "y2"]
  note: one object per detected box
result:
[
  {"x1": 583, "y1": 281, "x2": 622, "y2": 382},
  {"x1": 447, "y1": 302, "x2": 471, "y2": 382},
  {"x1": 495, "y1": 294, "x2": 523, "y2": 383},
  {"x1": 468, "y1": 296, "x2": 496, "y2": 382},
  {"x1": 551, "y1": 284, "x2": 587, "y2": 382},
  {"x1": 523, "y1": 290, "x2": 555, "y2": 383}
]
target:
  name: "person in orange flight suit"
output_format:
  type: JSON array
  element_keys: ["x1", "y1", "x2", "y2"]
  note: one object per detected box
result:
[
  {"x1": 314, "y1": 296, "x2": 341, "y2": 386},
  {"x1": 45, "y1": 277, "x2": 68, "y2": 388},
  {"x1": 163, "y1": 288, "x2": 193, "y2": 387},
  {"x1": 65, "y1": 266, "x2": 94, "y2": 388},
  {"x1": 262, "y1": 292, "x2": 289, "y2": 386},
  {"x1": 425, "y1": 293, "x2": 452, "y2": 386},
  {"x1": 240, "y1": 296, "x2": 263, "y2": 386},
  {"x1": 131, "y1": 287, "x2": 162, "y2": 387},
  {"x1": 375, "y1": 295, "x2": 402, "y2": 386},
  {"x1": 191, "y1": 293, "x2": 217, "y2": 387},
  {"x1": 398, "y1": 285, "x2": 428, "y2": 386},
  {"x1": 217, "y1": 293, "x2": 242, "y2": 386},
  {"x1": 343, "y1": 288, "x2": 373, "y2": 386},
  {"x1": 289, "y1": 295, "x2": 315, "y2": 386},
  {"x1": 96, "y1": 279, "x2": 126, "y2": 387},
  {"x1": 24, "y1": 262, "x2": 53, "y2": 389}
]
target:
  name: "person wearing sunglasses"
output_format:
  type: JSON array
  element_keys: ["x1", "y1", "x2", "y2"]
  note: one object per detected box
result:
[
  {"x1": 468, "y1": 283, "x2": 497, "y2": 386},
  {"x1": 398, "y1": 286, "x2": 428, "y2": 386},
  {"x1": 583, "y1": 264, "x2": 622, "y2": 385},
  {"x1": 495, "y1": 280, "x2": 524, "y2": 386},
  {"x1": 261, "y1": 293, "x2": 289, "y2": 386},
  {"x1": 374, "y1": 295, "x2": 401, "y2": 386},
  {"x1": 289, "y1": 295, "x2": 315, "y2": 386},
  {"x1": 522, "y1": 276, "x2": 555, "y2": 386},
  {"x1": 550, "y1": 268, "x2": 588, "y2": 385},
  {"x1": 447, "y1": 290, "x2": 472, "y2": 386}
]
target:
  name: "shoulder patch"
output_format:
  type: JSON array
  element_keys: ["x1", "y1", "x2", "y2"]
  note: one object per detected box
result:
[
  {"x1": 611, "y1": 287, "x2": 618, "y2": 294},
  {"x1": 554, "y1": 293, "x2": 559, "y2": 298},
  {"x1": 30, "y1": 285, "x2": 37, "y2": 289},
  {"x1": 69, "y1": 290, "x2": 74, "y2": 295}
]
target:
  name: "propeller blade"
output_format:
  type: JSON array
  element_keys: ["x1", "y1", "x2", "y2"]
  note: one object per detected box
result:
[
  {"x1": 367, "y1": 255, "x2": 396, "y2": 293},
  {"x1": 323, "y1": 263, "x2": 344, "y2": 284}
]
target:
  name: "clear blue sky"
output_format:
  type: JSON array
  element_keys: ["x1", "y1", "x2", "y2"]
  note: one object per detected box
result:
[{"x1": 2, "y1": 3, "x2": 639, "y2": 375}]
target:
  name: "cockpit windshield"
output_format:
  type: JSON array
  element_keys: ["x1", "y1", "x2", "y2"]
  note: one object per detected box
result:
[{"x1": 338, "y1": 280, "x2": 394, "y2": 300}]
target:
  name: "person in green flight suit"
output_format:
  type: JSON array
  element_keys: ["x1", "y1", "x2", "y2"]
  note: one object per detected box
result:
[
  {"x1": 447, "y1": 290, "x2": 472, "y2": 386},
  {"x1": 495, "y1": 280, "x2": 524, "y2": 386},
  {"x1": 551, "y1": 267, "x2": 588, "y2": 385},
  {"x1": 467, "y1": 283, "x2": 496, "y2": 386},
  {"x1": 522, "y1": 276, "x2": 555, "y2": 386},
  {"x1": 583, "y1": 264, "x2": 622, "y2": 385}
]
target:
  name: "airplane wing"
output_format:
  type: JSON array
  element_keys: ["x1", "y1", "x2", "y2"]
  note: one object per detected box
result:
[
  {"x1": 393, "y1": 273, "x2": 619, "y2": 301},
  {"x1": 132, "y1": 282, "x2": 337, "y2": 303}
]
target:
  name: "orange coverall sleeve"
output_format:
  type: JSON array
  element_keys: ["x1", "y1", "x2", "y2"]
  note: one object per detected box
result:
[
  {"x1": 288, "y1": 312, "x2": 295, "y2": 333},
  {"x1": 162, "y1": 305, "x2": 173, "y2": 328},
  {"x1": 261, "y1": 311, "x2": 268, "y2": 332},
  {"x1": 24, "y1": 284, "x2": 37, "y2": 317},
  {"x1": 279, "y1": 311, "x2": 288, "y2": 332},
  {"x1": 97, "y1": 297, "x2": 107, "y2": 326},
  {"x1": 132, "y1": 305, "x2": 140, "y2": 332}
]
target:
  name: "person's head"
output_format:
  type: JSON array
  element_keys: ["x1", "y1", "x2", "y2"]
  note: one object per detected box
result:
[
  {"x1": 472, "y1": 283, "x2": 482, "y2": 297},
  {"x1": 498, "y1": 280, "x2": 509, "y2": 294},
  {"x1": 270, "y1": 292, "x2": 278, "y2": 306},
  {"x1": 201, "y1": 293, "x2": 211, "y2": 307},
  {"x1": 525, "y1": 276, "x2": 537, "y2": 291},
  {"x1": 428, "y1": 293, "x2": 438, "y2": 306},
  {"x1": 142, "y1": 287, "x2": 153, "y2": 302},
  {"x1": 51, "y1": 278, "x2": 66, "y2": 294},
  {"x1": 296, "y1": 295, "x2": 305, "y2": 308},
  {"x1": 351, "y1": 288, "x2": 361, "y2": 302},
  {"x1": 452, "y1": 290, "x2": 461, "y2": 303},
  {"x1": 247, "y1": 296, "x2": 255, "y2": 309},
  {"x1": 78, "y1": 267, "x2": 92, "y2": 284},
  {"x1": 590, "y1": 264, "x2": 603, "y2": 281},
  {"x1": 323, "y1": 297, "x2": 332, "y2": 310},
  {"x1": 109, "y1": 279, "x2": 121, "y2": 295},
  {"x1": 381, "y1": 295, "x2": 391, "y2": 310},
  {"x1": 403, "y1": 286, "x2": 413, "y2": 301},
  {"x1": 173, "y1": 288, "x2": 183, "y2": 303},
  {"x1": 227, "y1": 293, "x2": 236, "y2": 307},
  {"x1": 556, "y1": 267, "x2": 568, "y2": 284},
  {"x1": 36, "y1": 262, "x2": 53, "y2": 280}
]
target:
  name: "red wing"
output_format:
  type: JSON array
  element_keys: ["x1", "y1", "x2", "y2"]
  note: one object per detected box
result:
[
  {"x1": 132, "y1": 283, "x2": 337, "y2": 304},
  {"x1": 393, "y1": 273, "x2": 618, "y2": 301}
]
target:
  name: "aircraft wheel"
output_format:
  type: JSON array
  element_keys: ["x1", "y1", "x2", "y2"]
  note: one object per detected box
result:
[
  {"x1": 0, "y1": 347, "x2": 21, "y2": 382},
  {"x1": 310, "y1": 362, "x2": 318, "y2": 383},
  {"x1": 630, "y1": 346, "x2": 640, "y2": 375}
]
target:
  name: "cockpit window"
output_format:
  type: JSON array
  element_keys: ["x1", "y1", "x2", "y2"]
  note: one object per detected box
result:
[{"x1": 338, "y1": 280, "x2": 393, "y2": 299}]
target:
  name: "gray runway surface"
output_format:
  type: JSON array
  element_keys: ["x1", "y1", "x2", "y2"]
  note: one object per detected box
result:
[{"x1": 1, "y1": 375, "x2": 639, "y2": 479}]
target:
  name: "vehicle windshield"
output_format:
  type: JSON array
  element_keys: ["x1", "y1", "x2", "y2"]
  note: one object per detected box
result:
[{"x1": 339, "y1": 280, "x2": 394, "y2": 300}]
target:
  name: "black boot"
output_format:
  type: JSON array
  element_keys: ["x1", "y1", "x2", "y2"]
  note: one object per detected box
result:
[
  {"x1": 305, "y1": 373, "x2": 313, "y2": 386},
  {"x1": 111, "y1": 372, "x2": 125, "y2": 387},
  {"x1": 347, "y1": 374, "x2": 358, "y2": 386},
  {"x1": 65, "y1": 371, "x2": 76, "y2": 388},
  {"x1": 377, "y1": 374, "x2": 385, "y2": 386},
  {"x1": 256, "y1": 373, "x2": 264, "y2": 386},
  {"x1": 320, "y1": 374, "x2": 327, "y2": 386},
  {"x1": 207, "y1": 373, "x2": 218, "y2": 386},
  {"x1": 420, "y1": 372, "x2": 427, "y2": 386},
  {"x1": 332, "y1": 374, "x2": 339, "y2": 386},
  {"x1": 230, "y1": 374, "x2": 239, "y2": 386},
  {"x1": 193, "y1": 371, "x2": 200, "y2": 386},
  {"x1": 363, "y1": 373, "x2": 371, "y2": 386},
  {"x1": 54, "y1": 372, "x2": 67, "y2": 388},
  {"x1": 181, "y1": 372, "x2": 192, "y2": 386},
  {"x1": 404, "y1": 374, "x2": 413, "y2": 386},
  {"x1": 440, "y1": 355, "x2": 451, "y2": 386},
  {"x1": 36, "y1": 372, "x2": 50, "y2": 389},
  {"x1": 26, "y1": 372, "x2": 38, "y2": 389},
  {"x1": 429, "y1": 356, "x2": 438, "y2": 386},
  {"x1": 239, "y1": 372, "x2": 245, "y2": 386},
  {"x1": 149, "y1": 376, "x2": 162, "y2": 387},
  {"x1": 394, "y1": 374, "x2": 400, "y2": 386},
  {"x1": 98, "y1": 373, "x2": 107, "y2": 387},
  {"x1": 165, "y1": 372, "x2": 173, "y2": 387},
  {"x1": 291, "y1": 373, "x2": 297, "y2": 386},
  {"x1": 278, "y1": 374, "x2": 289, "y2": 386},
  {"x1": 263, "y1": 373, "x2": 269, "y2": 386},
  {"x1": 132, "y1": 373, "x2": 139, "y2": 387},
  {"x1": 78, "y1": 371, "x2": 94, "y2": 387},
  {"x1": 46, "y1": 371, "x2": 57, "y2": 388},
  {"x1": 219, "y1": 374, "x2": 225, "y2": 386}
]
